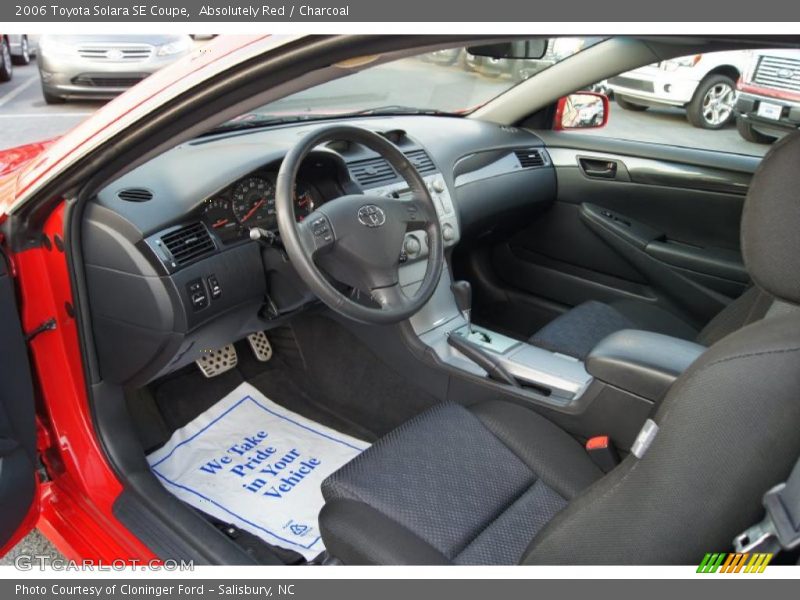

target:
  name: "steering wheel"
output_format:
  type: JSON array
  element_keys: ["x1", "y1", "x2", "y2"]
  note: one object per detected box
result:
[{"x1": 275, "y1": 125, "x2": 444, "y2": 325}]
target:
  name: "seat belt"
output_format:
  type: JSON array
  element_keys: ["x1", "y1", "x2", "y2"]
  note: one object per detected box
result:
[{"x1": 734, "y1": 455, "x2": 800, "y2": 555}]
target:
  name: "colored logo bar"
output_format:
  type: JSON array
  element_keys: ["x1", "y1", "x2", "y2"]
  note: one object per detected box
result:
[{"x1": 697, "y1": 552, "x2": 773, "y2": 573}]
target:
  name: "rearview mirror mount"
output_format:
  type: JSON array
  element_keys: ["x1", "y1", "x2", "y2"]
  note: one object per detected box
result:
[{"x1": 466, "y1": 39, "x2": 548, "y2": 60}]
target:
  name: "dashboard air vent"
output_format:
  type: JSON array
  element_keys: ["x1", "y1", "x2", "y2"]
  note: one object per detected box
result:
[
  {"x1": 117, "y1": 187, "x2": 153, "y2": 202},
  {"x1": 514, "y1": 149, "x2": 545, "y2": 169},
  {"x1": 405, "y1": 149, "x2": 436, "y2": 174},
  {"x1": 349, "y1": 157, "x2": 398, "y2": 187},
  {"x1": 160, "y1": 223, "x2": 215, "y2": 267}
]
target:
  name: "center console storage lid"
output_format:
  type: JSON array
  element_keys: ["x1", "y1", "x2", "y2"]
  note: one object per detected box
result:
[{"x1": 586, "y1": 329, "x2": 706, "y2": 402}]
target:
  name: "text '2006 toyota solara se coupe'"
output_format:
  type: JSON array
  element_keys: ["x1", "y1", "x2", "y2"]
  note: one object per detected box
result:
[{"x1": 1, "y1": 34, "x2": 800, "y2": 567}]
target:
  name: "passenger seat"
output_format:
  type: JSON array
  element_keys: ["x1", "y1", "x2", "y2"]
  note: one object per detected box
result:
[{"x1": 529, "y1": 287, "x2": 773, "y2": 360}]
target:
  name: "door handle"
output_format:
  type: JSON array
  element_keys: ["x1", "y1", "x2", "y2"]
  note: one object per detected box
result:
[{"x1": 579, "y1": 158, "x2": 618, "y2": 179}]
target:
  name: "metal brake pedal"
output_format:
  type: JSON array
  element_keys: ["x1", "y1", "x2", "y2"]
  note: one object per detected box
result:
[
  {"x1": 196, "y1": 344, "x2": 238, "y2": 378},
  {"x1": 247, "y1": 331, "x2": 273, "y2": 362}
]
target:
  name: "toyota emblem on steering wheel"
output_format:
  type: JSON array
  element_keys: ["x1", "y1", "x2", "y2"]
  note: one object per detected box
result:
[{"x1": 357, "y1": 204, "x2": 386, "y2": 228}]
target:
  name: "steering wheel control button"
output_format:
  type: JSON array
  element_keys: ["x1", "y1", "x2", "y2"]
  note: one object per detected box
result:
[
  {"x1": 357, "y1": 204, "x2": 387, "y2": 228},
  {"x1": 442, "y1": 223, "x2": 456, "y2": 242},
  {"x1": 310, "y1": 216, "x2": 334, "y2": 247},
  {"x1": 207, "y1": 274, "x2": 222, "y2": 299},
  {"x1": 187, "y1": 278, "x2": 209, "y2": 311}
]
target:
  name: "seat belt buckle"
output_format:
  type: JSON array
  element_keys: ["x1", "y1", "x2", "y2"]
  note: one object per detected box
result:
[
  {"x1": 585, "y1": 436, "x2": 619, "y2": 473},
  {"x1": 734, "y1": 480, "x2": 800, "y2": 554}
]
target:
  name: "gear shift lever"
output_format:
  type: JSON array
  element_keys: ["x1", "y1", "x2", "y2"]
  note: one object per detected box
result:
[{"x1": 450, "y1": 280, "x2": 473, "y2": 333}]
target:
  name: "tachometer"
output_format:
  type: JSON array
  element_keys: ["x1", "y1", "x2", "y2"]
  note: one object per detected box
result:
[
  {"x1": 203, "y1": 198, "x2": 237, "y2": 239},
  {"x1": 232, "y1": 176, "x2": 275, "y2": 225}
]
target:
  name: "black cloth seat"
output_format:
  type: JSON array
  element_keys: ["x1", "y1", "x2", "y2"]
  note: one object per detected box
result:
[
  {"x1": 320, "y1": 401, "x2": 602, "y2": 565},
  {"x1": 318, "y1": 132, "x2": 800, "y2": 565},
  {"x1": 529, "y1": 284, "x2": 773, "y2": 360}
]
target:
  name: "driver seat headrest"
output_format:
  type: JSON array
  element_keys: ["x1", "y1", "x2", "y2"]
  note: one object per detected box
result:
[{"x1": 741, "y1": 131, "x2": 800, "y2": 305}]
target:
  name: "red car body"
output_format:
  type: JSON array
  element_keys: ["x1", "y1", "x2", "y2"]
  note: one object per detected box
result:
[{"x1": 0, "y1": 34, "x2": 279, "y2": 562}]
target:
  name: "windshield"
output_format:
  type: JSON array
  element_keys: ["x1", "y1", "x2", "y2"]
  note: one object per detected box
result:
[{"x1": 220, "y1": 37, "x2": 605, "y2": 126}]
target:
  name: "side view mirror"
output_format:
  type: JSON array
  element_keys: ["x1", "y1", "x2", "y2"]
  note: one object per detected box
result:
[{"x1": 554, "y1": 92, "x2": 609, "y2": 130}]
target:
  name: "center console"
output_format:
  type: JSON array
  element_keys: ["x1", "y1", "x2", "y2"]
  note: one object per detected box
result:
[
  {"x1": 404, "y1": 262, "x2": 705, "y2": 449},
  {"x1": 411, "y1": 288, "x2": 593, "y2": 405},
  {"x1": 388, "y1": 168, "x2": 707, "y2": 450}
]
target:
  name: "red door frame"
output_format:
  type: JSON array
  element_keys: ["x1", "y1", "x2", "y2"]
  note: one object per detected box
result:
[{"x1": 10, "y1": 201, "x2": 156, "y2": 562}]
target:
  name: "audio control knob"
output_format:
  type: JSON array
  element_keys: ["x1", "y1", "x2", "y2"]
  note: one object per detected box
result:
[
  {"x1": 432, "y1": 178, "x2": 446, "y2": 193},
  {"x1": 442, "y1": 223, "x2": 456, "y2": 242},
  {"x1": 404, "y1": 235, "x2": 422, "y2": 256}
]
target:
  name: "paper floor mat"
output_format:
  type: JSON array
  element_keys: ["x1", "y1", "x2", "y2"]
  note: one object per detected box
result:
[{"x1": 147, "y1": 382, "x2": 369, "y2": 560}]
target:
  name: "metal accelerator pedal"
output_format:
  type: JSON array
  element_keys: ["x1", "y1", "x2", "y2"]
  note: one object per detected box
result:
[
  {"x1": 196, "y1": 344, "x2": 238, "y2": 378},
  {"x1": 247, "y1": 331, "x2": 273, "y2": 362}
]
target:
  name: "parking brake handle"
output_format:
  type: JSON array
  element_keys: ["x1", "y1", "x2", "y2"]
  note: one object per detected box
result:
[{"x1": 447, "y1": 333, "x2": 521, "y2": 388}]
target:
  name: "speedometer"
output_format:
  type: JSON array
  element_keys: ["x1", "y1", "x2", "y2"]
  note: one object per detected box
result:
[{"x1": 232, "y1": 177, "x2": 275, "y2": 225}]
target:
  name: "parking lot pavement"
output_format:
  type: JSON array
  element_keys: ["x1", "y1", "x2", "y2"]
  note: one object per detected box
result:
[
  {"x1": 0, "y1": 529, "x2": 63, "y2": 566},
  {"x1": 584, "y1": 100, "x2": 769, "y2": 157},
  {"x1": 0, "y1": 59, "x2": 100, "y2": 149}
]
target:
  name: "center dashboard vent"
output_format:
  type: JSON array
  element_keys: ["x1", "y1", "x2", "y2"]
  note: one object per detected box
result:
[
  {"x1": 349, "y1": 148, "x2": 438, "y2": 187},
  {"x1": 514, "y1": 149, "x2": 546, "y2": 169},
  {"x1": 404, "y1": 149, "x2": 436, "y2": 174},
  {"x1": 159, "y1": 223, "x2": 216, "y2": 268},
  {"x1": 348, "y1": 156, "x2": 398, "y2": 187},
  {"x1": 117, "y1": 187, "x2": 153, "y2": 202}
]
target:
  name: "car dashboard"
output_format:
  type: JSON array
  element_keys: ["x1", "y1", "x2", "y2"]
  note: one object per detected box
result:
[{"x1": 84, "y1": 115, "x2": 557, "y2": 386}]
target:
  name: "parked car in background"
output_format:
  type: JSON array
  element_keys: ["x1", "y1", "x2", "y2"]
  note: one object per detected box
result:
[
  {"x1": 734, "y1": 49, "x2": 800, "y2": 144},
  {"x1": 0, "y1": 34, "x2": 12, "y2": 82},
  {"x1": 7, "y1": 34, "x2": 38, "y2": 65},
  {"x1": 607, "y1": 51, "x2": 750, "y2": 129},
  {"x1": 420, "y1": 47, "x2": 464, "y2": 66},
  {"x1": 37, "y1": 34, "x2": 192, "y2": 104},
  {"x1": 465, "y1": 38, "x2": 600, "y2": 82}
]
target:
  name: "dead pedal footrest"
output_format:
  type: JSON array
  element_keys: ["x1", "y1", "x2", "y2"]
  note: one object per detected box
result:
[
  {"x1": 247, "y1": 331, "x2": 273, "y2": 362},
  {"x1": 196, "y1": 344, "x2": 238, "y2": 378}
]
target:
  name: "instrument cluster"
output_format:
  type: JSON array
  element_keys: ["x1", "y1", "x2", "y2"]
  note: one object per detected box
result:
[{"x1": 201, "y1": 173, "x2": 320, "y2": 242}]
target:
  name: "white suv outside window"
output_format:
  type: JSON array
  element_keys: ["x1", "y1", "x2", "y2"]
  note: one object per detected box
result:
[{"x1": 606, "y1": 51, "x2": 750, "y2": 129}]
